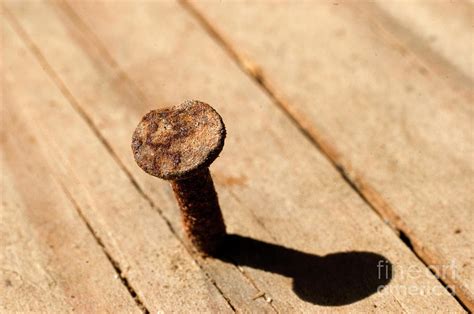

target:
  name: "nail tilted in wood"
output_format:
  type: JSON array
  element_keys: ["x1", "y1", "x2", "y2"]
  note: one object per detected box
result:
[{"x1": 131, "y1": 100, "x2": 226, "y2": 255}]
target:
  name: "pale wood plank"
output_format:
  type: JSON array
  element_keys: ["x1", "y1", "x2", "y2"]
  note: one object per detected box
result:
[
  {"x1": 371, "y1": 0, "x2": 473, "y2": 85},
  {"x1": 1, "y1": 23, "x2": 139, "y2": 314},
  {"x1": 2, "y1": 9, "x2": 233, "y2": 313},
  {"x1": 187, "y1": 0, "x2": 474, "y2": 309},
  {"x1": 0, "y1": 114, "x2": 139, "y2": 314},
  {"x1": 6, "y1": 0, "x2": 466, "y2": 311},
  {"x1": 4, "y1": 2, "x2": 274, "y2": 311}
]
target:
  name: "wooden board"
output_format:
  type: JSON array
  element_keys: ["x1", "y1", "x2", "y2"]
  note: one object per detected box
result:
[
  {"x1": 3, "y1": 0, "x2": 465, "y2": 312},
  {"x1": 2, "y1": 9, "x2": 232, "y2": 313},
  {"x1": 186, "y1": 0, "x2": 474, "y2": 309},
  {"x1": 371, "y1": 0, "x2": 473, "y2": 86},
  {"x1": 1, "y1": 22, "x2": 139, "y2": 313},
  {"x1": 0, "y1": 117, "x2": 140, "y2": 313}
]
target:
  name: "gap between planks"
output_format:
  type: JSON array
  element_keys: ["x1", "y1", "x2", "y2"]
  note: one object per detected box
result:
[
  {"x1": 179, "y1": 0, "x2": 471, "y2": 310},
  {"x1": 57, "y1": 180, "x2": 149, "y2": 313},
  {"x1": 2, "y1": 5, "x2": 243, "y2": 313}
]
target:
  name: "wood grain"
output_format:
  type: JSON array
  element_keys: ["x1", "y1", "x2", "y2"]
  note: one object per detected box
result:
[
  {"x1": 1, "y1": 22, "x2": 139, "y2": 313},
  {"x1": 3, "y1": 0, "x2": 465, "y2": 311},
  {"x1": 2, "y1": 9, "x2": 233, "y2": 313},
  {"x1": 371, "y1": 0, "x2": 473, "y2": 86},
  {"x1": 187, "y1": 0, "x2": 474, "y2": 309}
]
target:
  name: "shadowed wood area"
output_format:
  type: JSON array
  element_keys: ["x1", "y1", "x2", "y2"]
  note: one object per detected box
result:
[
  {"x1": 186, "y1": 0, "x2": 474, "y2": 310},
  {"x1": 1, "y1": 1, "x2": 471, "y2": 312}
]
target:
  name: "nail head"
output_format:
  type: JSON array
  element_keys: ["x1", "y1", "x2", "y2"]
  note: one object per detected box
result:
[{"x1": 132, "y1": 100, "x2": 226, "y2": 180}]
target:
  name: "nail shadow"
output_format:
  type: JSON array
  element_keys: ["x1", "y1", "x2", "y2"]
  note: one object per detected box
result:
[{"x1": 213, "y1": 234, "x2": 392, "y2": 306}]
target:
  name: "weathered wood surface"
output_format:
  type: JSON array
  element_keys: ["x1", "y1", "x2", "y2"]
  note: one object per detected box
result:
[
  {"x1": 372, "y1": 0, "x2": 474, "y2": 86},
  {"x1": 187, "y1": 0, "x2": 474, "y2": 309},
  {"x1": 2, "y1": 9, "x2": 232, "y2": 313},
  {"x1": 1, "y1": 21, "x2": 139, "y2": 313},
  {"x1": 1, "y1": 0, "x2": 468, "y2": 312}
]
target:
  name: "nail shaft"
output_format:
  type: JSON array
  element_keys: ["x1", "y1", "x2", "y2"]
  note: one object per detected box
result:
[{"x1": 171, "y1": 168, "x2": 226, "y2": 255}]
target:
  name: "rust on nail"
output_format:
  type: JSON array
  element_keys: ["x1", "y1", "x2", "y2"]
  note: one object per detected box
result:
[
  {"x1": 171, "y1": 168, "x2": 226, "y2": 254},
  {"x1": 132, "y1": 100, "x2": 227, "y2": 255}
]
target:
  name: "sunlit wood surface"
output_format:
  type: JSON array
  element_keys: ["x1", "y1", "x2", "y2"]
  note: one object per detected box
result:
[{"x1": 2, "y1": 1, "x2": 472, "y2": 312}]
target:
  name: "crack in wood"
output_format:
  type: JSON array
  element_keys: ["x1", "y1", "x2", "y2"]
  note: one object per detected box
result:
[{"x1": 56, "y1": 179, "x2": 149, "y2": 313}]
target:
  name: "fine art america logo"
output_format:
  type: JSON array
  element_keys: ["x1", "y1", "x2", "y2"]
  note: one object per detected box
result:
[{"x1": 376, "y1": 259, "x2": 457, "y2": 296}]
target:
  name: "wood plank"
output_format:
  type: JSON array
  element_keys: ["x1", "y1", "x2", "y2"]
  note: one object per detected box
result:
[
  {"x1": 2, "y1": 8, "x2": 233, "y2": 313},
  {"x1": 370, "y1": 0, "x2": 473, "y2": 86},
  {"x1": 186, "y1": 0, "x2": 474, "y2": 309},
  {"x1": 5, "y1": 2, "x2": 273, "y2": 310},
  {"x1": 1, "y1": 23, "x2": 139, "y2": 314},
  {"x1": 0, "y1": 135, "x2": 139, "y2": 313},
  {"x1": 5, "y1": 0, "x2": 465, "y2": 311}
]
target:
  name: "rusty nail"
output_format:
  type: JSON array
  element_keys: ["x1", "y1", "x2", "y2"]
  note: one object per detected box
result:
[{"x1": 131, "y1": 100, "x2": 227, "y2": 255}]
